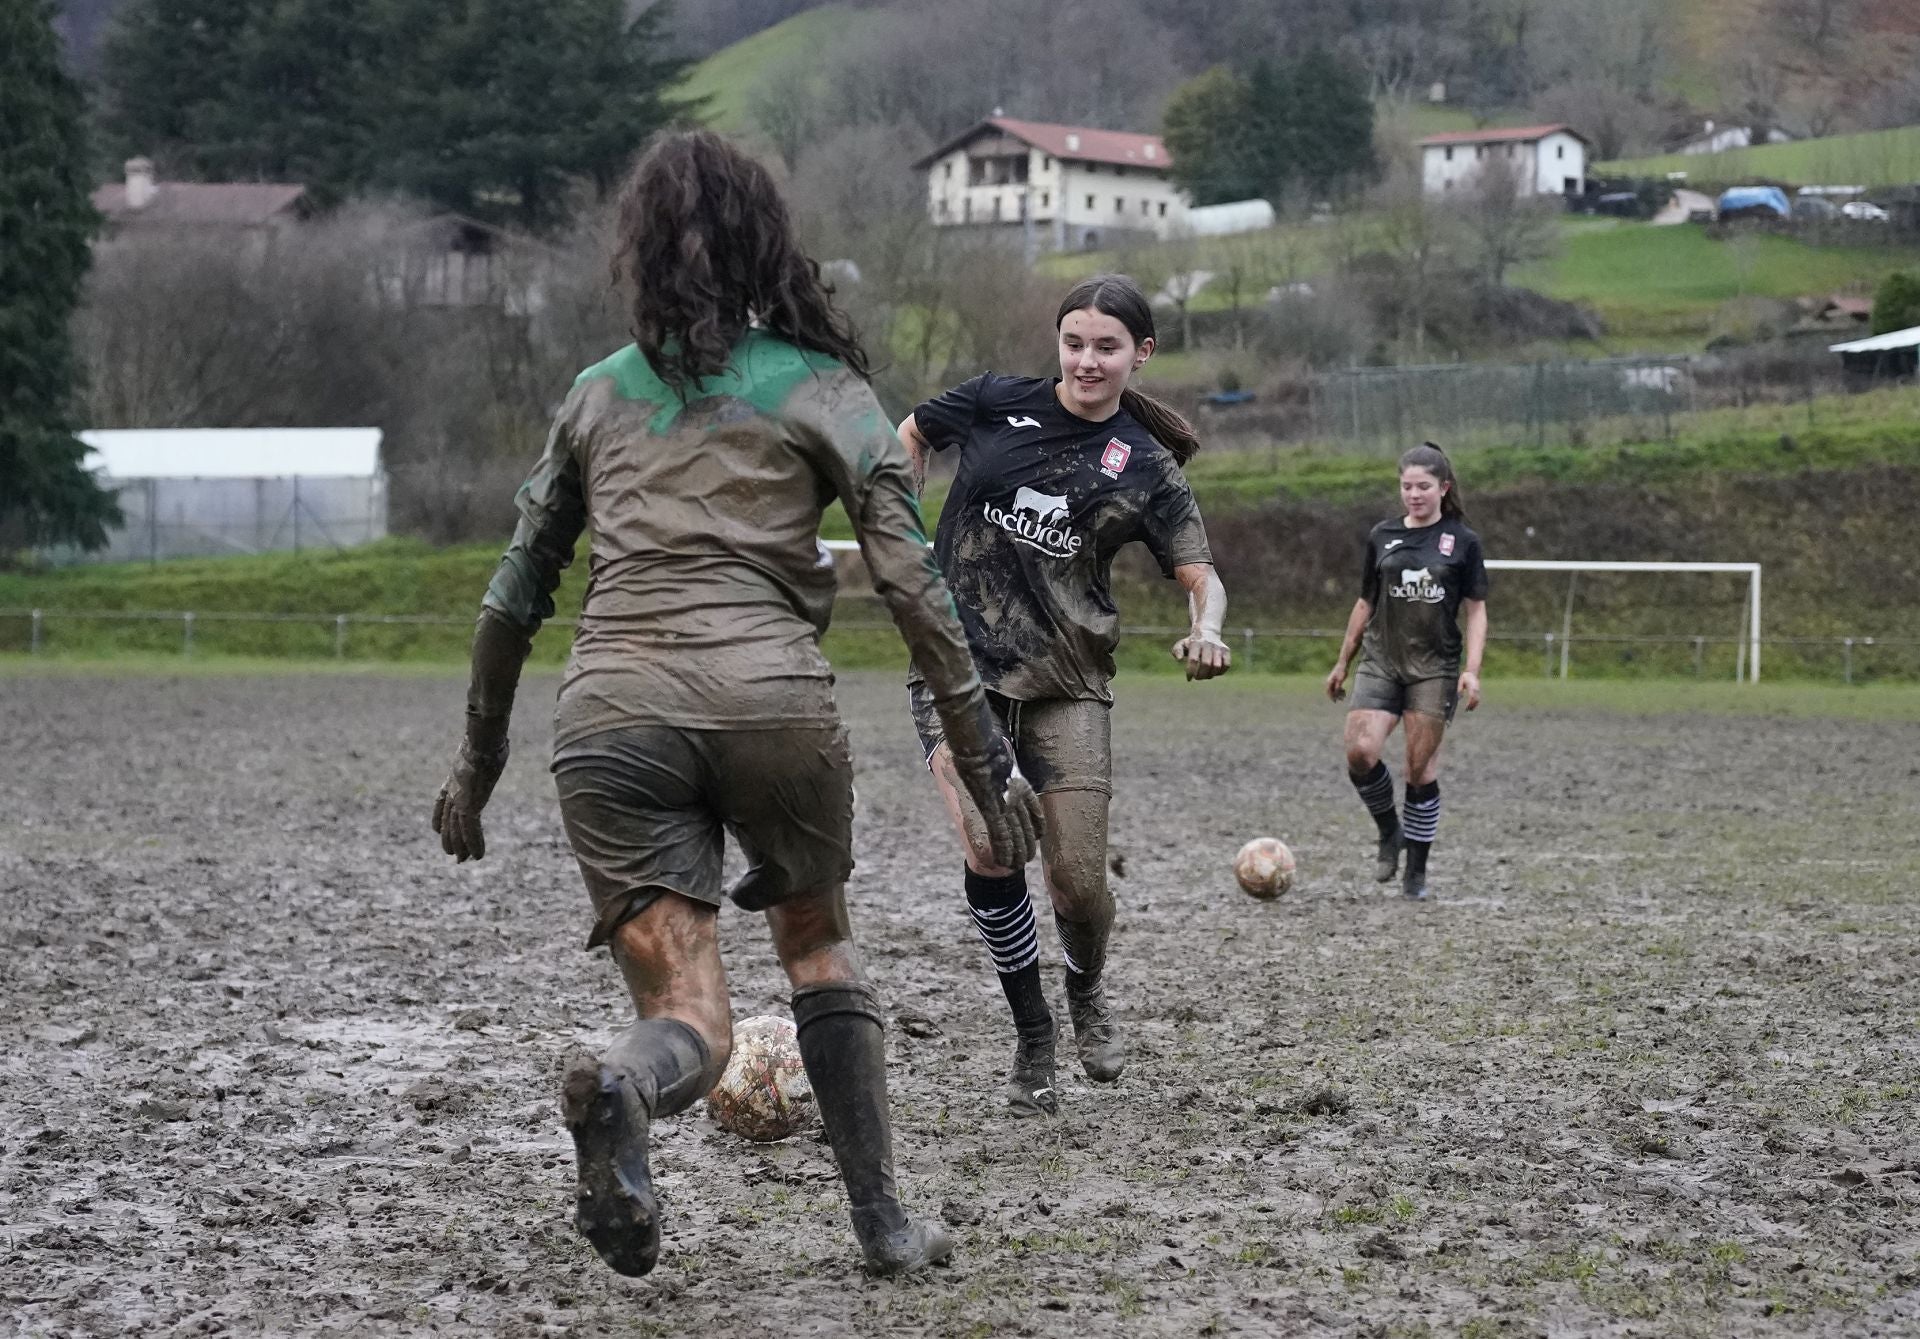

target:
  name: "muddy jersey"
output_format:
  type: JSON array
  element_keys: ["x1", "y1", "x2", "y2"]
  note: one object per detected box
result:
[
  {"x1": 912, "y1": 372, "x2": 1212, "y2": 703},
  {"x1": 482, "y1": 329, "x2": 981, "y2": 750},
  {"x1": 1358, "y1": 517, "x2": 1489, "y2": 682}
]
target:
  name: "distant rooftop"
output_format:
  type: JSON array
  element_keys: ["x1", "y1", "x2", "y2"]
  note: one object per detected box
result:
[
  {"x1": 1417, "y1": 124, "x2": 1588, "y2": 148},
  {"x1": 915, "y1": 116, "x2": 1173, "y2": 171}
]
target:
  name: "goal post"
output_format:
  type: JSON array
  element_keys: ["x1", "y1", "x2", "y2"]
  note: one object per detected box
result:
[
  {"x1": 822, "y1": 540, "x2": 1763, "y2": 682},
  {"x1": 1485, "y1": 560, "x2": 1762, "y2": 683}
]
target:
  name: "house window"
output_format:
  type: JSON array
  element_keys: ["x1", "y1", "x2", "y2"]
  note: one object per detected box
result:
[
  {"x1": 1085, "y1": 194, "x2": 1094, "y2": 209},
  {"x1": 943, "y1": 162, "x2": 952, "y2": 179},
  {"x1": 1157, "y1": 201, "x2": 1166, "y2": 217},
  {"x1": 992, "y1": 195, "x2": 1001, "y2": 221},
  {"x1": 1445, "y1": 146, "x2": 1453, "y2": 162},
  {"x1": 937, "y1": 198, "x2": 949, "y2": 218},
  {"x1": 1475, "y1": 146, "x2": 1483, "y2": 159},
  {"x1": 1115, "y1": 196, "x2": 1123, "y2": 212},
  {"x1": 1044, "y1": 156, "x2": 1053, "y2": 170},
  {"x1": 1041, "y1": 192, "x2": 1050, "y2": 207},
  {"x1": 1557, "y1": 145, "x2": 1565, "y2": 159},
  {"x1": 1141, "y1": 199, "x2": 1149, "y2": 215}
]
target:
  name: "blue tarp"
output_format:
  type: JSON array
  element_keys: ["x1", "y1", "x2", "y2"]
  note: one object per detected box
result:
[{"x1": 1716, "y1": 186, "x2": 1790, "y2": 218}]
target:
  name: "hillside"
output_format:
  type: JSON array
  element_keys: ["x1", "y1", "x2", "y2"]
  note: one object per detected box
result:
[
  {"x1": 678, "y1": 4, "x2": 855, "y2": 134},
  {"x1": 1601, "y1": 125, "x2": 1920, "y2": 190}
]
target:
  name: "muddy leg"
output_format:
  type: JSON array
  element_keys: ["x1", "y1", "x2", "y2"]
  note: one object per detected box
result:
[
  {"x1": 563, "y1": 892, "x2": 730, "y2": 1277},
  {"x1": 1040, "y1": 790, "x2": 1125, "y2": 1082},
  {"x1": 768, "y1": 889, "x2": 952, "y2": 1276}
]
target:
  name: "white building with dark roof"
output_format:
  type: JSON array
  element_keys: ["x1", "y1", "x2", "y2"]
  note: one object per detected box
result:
[
  {"x1": 1417, "y1": 124, "x2": 1589, "y2": 199},
  {"x1": 914, "y1": 116, "x2": 1190, "y2": 250}
]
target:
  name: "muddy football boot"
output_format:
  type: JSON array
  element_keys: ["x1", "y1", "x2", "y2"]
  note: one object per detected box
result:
[
  {"x1": 1401, "y1": 868, "x2": 1430, "y2": 902},
  {"x1": 1005, "y1": 1033, "x2": 1059, "y2": 1117},
  {"x1": 851, "y1": 1202, "x2": 955, "y2": 1276},
  {"x1": 1374, "y1": 822, "x2": 1403, "y2": 883},
  {"x1": 1066, "y1": 982, "x2": 1126, "y2": 1082},
  {"x1": 561, "y1": 1061, "x2": 661, "y2": 1277}
]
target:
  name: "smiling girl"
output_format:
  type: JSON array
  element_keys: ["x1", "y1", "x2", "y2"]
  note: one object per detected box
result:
[
  {"x1": 895, "y1": 273, "x2": 1230, "y2": 1116},
  {"x1": 1325, "y1": 443, "x2": 1489, "y2": 901}
]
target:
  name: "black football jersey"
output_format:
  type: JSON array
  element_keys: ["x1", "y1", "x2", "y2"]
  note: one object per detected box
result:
[
  {"x1": 912, "y1": 372, "x2": 1212, "y2": 702},
  {"x1": 1358, "y1": 516, "x2": 1489, "y2": 682}
]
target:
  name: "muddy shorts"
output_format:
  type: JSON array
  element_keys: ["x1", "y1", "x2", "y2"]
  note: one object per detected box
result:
[
  {"x1": 552, "y1": 724, "x2": 855, "y2": 948},
  {"x1": 907, "y1": 682, "x2": 1111, "y2": 796},
  {"x1": 1349, "y1": 666, "x2": 1458, "y2": 723}
]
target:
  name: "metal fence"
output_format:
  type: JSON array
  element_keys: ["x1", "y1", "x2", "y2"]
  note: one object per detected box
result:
[{"x1": 4, "y1": 608, "x2": 1915, "y2": 684}]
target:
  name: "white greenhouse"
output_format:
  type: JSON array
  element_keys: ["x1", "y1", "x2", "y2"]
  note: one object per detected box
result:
[{"x1": 76, "y1": 428, "x2": 386, "y2": 563}]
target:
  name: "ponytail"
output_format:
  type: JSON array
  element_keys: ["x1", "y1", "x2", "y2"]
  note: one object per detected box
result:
[
  {"x1": 1120, "y1": 387, "x2": 1200, "y2": 466},
  {"x1": 1399, "y1": 440, "x2": 1465, "y2": 520}
]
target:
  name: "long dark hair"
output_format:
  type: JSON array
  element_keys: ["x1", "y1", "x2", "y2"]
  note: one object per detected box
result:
[
  {"x1": 1399, "y1": 441, "x2": 1465, "y2": 520},
  {"x1": 612, "y1": 129, "x2": 870, "y2": 394},
  {"x1": 1055, "y1": 273, "x2": 1200, "y2": 466}
]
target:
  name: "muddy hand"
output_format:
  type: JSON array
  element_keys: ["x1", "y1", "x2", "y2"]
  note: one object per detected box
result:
[
  {"x1": 1171, "y1": 632, "x2": 1232, "y2": 681},
  {"x1": 432, "y1": 738, "x2": 508, "y2": 862},
  {"x1": 944, "y1": 703, "x2": 1043, "y2": 868},
  {"x1": 1325, "y1": 665, "x2": 1348, "y2": 702}
]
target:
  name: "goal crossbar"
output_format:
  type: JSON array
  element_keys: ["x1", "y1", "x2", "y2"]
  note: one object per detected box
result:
[
  {"x1": 1485, "y1": 560, "x2": 1762, "y2": 682},
  {"x1": 821, "y1": 542, "x2": 1763, "y2": 681}
]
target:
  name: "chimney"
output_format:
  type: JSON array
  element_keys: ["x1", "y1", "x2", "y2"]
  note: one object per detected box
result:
[
  {"x1": 1066, "y1": 133, "x2": 1081, "y2": 152},
  {"x1": 125, "y1": 157, "x2": 156, "y2": 210},
  {"x1": 1144, "y1": 143, "x2": 1157, "y2": 160}
]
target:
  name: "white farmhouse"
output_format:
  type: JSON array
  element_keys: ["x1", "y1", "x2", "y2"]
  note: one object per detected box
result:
[
  {"x1": 1417, "y1": 124, "x2": 1589, "y2": 200},
  {"x1": 914, "y1": 115, "x2": 1190, "y2": 250}
]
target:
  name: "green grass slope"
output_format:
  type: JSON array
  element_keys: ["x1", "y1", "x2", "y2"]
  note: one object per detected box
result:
[
  {"x1": 1601, "y1": 125, "x2": 1920, "y2": 190},
  {"x1": 679, "y1": 5, "x2": 857, "y2": 133}
]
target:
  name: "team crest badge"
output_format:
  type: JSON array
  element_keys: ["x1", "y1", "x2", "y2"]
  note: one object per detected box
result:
[
  {"x1": 1099, "y1": 438, "x2": 1132, "y2": 479},
  {"x1": 1439, "y1": 532, "x2": 1456, "y2": 557}
]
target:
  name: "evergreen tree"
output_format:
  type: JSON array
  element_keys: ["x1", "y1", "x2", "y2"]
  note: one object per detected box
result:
[
  {"x1": 1162, "y1": 67, "x2": 1261, "y2": 206},
  {"x1": 1, "y1": 0, "x2": 121, "y2": 552},
  {"x1": 376, "y1": 0, "x2": 698, "y2": 230},
  {"x1": 1284, "y1": 49, "x2": 1379, "y2": 198},
  {"x1": 99, "y1": 0, "x2": 257, "y2": 175}
]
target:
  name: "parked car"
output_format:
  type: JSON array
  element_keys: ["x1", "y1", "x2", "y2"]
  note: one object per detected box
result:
[
  {"x1": 1842, "y1": 200, "x2": 1890, "y2": 222},
  {"x1": 1792, "y1": 195, "x2": 1840, "y2": 220}
]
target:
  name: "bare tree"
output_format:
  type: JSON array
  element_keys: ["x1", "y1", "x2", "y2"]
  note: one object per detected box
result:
[
  {"x1": 1457, "y1": 153, "x2": 1561, "y2": 291},
  {"x1": 1367, "y1": 165, "x2": 1464, "y2": 360}
]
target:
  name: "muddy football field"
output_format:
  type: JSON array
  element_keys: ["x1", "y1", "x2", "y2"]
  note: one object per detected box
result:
[{"x1": 3, "y1": 670, "x2": 1916, "y2": 1338}]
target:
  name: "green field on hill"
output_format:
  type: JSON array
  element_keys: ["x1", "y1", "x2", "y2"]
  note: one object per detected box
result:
[
  {"x1": 679, "y1": 5, "x2": 854, "y2": 133},
  {"x1": 1601, "y1": 125, "x2": 1920, "y2": 190}
]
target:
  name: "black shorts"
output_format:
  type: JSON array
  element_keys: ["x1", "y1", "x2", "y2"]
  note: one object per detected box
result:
[
  {"x1": 1349, "y1": 666, "x2": 1458, "y2": 723},
  {"x1": 907, "y1": 682, "x2": 1111, "y2": 796},
  {"x1": 553, "y1": 724, "x2": 855, "y2": 948}
]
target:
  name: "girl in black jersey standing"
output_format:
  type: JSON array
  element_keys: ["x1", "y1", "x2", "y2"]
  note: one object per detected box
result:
[
  {"x1": 1325, "y1": 443, "x2": 1489, "y2": 901},
  {"x1": 896, "y1": 274, "x2": 1231, "y2": 1117}
]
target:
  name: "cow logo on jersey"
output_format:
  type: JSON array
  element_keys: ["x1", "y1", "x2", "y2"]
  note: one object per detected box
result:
[
  {"x1": 1439, "y1": 532, "x2": 1456, "y2": 557},
  {"x1": 983, "y1": 485, "x2": 1083, "y2": 557},
  {"x1": 1099, "y1": 438, "x2": 1132, "y2": 479},
  {"x1": 1388, "y1": 566, "x2": 1446, "y2": 603},
  {"x1": 1007, "y1": 415, "x2": 1041, "y2": 429}
]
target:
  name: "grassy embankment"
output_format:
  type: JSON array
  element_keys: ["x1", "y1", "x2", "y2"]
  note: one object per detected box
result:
[
  {"x1": 1601, "y1": 125, "x2": 1920, "y2": 191},
  {"x1": 7, "y1": 386, "x2": 1918, "y2": 679}
]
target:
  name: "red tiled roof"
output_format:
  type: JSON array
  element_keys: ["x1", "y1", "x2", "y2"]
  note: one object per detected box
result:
[
  {"x1": 914, "y1": 116, "x2": 1172, "y2": 171},
  {"x1": 92, "y1": 181, "x2": 308, "y2": 226},
  {"x1": 1416, "y1": 124, "x2": 1588, "y2": 147}
]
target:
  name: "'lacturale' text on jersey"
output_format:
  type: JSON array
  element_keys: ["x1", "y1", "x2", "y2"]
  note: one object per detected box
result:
[
  {"x1": 913, "y1": 372, "x2": 1212, "y2": 702},
  {"x1": 1358, "y1": 517, "x2": 1489, "y2": 682}
]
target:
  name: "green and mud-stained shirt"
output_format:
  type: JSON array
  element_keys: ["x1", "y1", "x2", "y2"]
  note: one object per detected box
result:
[
  {"x1": 1358, "y1": 517, "x2": 1489, "y2": 683},
  {"x1": 911, "y1": 372, "x2": 1214, "y2": 704},
  {"x1": 482, "y1": 329, "x2": 979, "y2": 750}
]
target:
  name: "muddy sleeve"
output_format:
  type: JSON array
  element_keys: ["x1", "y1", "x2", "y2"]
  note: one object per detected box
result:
[
  {"x1": 788, "y1": 371, "x2": 984, "y2": 710},
  {"x1": 1463, "y1": 535, "x2": 1490, "y2": 601},
  {"x1": 1138, "y1": 457, "x2": 1214, "y2": 579},
  {"x1": 468, "y1": 389, "x2": 590, "y2": 741},
  {"x1": 909, "y1": 372, "x2": 991, "y2": 452},
  {"x1": 1360, "y1": 534, "x2": 1381, "y2": 604}
]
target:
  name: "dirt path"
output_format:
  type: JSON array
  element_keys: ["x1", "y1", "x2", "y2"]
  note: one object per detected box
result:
[{"x1": 2, "y1": 672, "x2": 1915, "y2": 1337}]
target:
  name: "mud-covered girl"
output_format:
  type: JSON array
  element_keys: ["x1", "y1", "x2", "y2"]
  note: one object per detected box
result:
[
  {"x1": 896, "y1": 274, "x2": 1230, "y2": 1117},
  {"x1": 1325, "y1": 443, "x2": 1489, "y2": 901},
  {"x1": 430, "y1": 130, "x2": 1041, "y2": 1277}
]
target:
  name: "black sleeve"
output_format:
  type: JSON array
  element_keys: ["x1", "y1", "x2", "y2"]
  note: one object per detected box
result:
[
  {"x1": 1139, "y1": 457, "x2": 1212, "y2": 578},
  {"x1": 1463, "y1": 535, "x2": 1489, "y2": 600},
  {"x1": 1359, "y1": 533, "x2": 1381, "y2": 604},
  {"x1": 910, "y1": 372, "x2": 991, "y2": 452}
]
